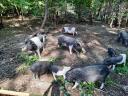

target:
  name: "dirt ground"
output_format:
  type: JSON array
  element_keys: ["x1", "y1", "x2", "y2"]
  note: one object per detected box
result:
[{"x1": 0, "y1": 18, "x2": 128, "y2": 96}]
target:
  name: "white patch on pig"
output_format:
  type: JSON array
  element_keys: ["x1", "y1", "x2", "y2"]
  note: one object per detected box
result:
[
  {"x1": 30, "y1": 37, "x2": 43, "y2": 48},
  {"x1": 52, "y1": 66, "x2": 71, "y2": 80},
  {"x1": 100, "y1": 83, "x2": 105, "y2": 89},
  {"x1": 117, "y1": 54, "x2": 126, "y2": 66},
  {"x1": 64, "y1": 27, "x2": 76, "y2": 33}
]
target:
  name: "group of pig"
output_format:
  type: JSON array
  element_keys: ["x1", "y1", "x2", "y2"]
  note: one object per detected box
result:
[{"x1": 22, "y1": 27, "x2": 127, "y2": 90}]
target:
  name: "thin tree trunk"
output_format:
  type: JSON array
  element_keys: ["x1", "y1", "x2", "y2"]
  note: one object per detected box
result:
[
  {"x1": 14, "y1": 5, "x2": 20, "y2": 16},
  {"x1": 88, "y1": 10, "x2": 93, "y2": 25},
  {"x1": 0, "y1": 13, "x2": 4, "y2": 29},
  {"x1": 40, "y1": 0, "x2": 48, "y2": 29},
  {"x1": 110, "y1": 18, "x2": 114, "y2": 28}
]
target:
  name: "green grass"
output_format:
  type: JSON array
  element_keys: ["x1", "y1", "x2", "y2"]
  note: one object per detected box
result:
[
  {"x1": 54, "y1": 77, "x2": 71, "y2": 96},
  {"x1": 16, "y1": 52, "x2": 39, "y2": 74},
  {"x1": 16, "y1": 52, "x2": 65, "y2": 74},
  {"x1": 16, "y1": 63, "x2": 29, "y2": 74},
  {"x1": 106, "y1": 77, "x2": 115, "y2": 86},
  {"x1": 17, "y1": 52, "x2": 39, "y2": 66},
  {"x1": 115, "y1": 65, "x2": 128, "y2": 74},
  {"x1": 48, "y1": 56, "x2": 65, "y2": 63},
  {"x1": 79, "y1": 82, "x2": 95, "y2": 96}
]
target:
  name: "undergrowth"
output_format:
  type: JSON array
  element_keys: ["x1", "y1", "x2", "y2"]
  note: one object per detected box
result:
[
  {"x1": 115, "y1": 66, "x2": 128, "y2": 74},
  {"x1": 79, "y1": 82, "x2": 95, "y2": 96},
  {"x1": 16, "y1": 52, "x2": 39, "y2": 74},
  {"x1": 48, "y1": 56, "x2": 65, "y2": 63},
  {"x1": 106, "y1": 77, "x2": 116, "y2": 86}
]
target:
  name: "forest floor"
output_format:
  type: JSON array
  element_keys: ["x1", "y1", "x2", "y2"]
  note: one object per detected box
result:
[{"x1": 0, "y1": 18, "x2": 128, "y2": 96}]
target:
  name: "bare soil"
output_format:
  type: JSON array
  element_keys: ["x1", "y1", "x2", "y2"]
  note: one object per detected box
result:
[{"x1": 0, "y1": 18, "x2": 128, "y2": 96}]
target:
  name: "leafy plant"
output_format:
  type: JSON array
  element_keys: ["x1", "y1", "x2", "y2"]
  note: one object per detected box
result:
[
  {"x1": 55, "y1": 76, "x2": 71, "y2": 96},
  {"x1": 48, "y1": 56, "x2": 65, "y2": 63},
  {"x1": 16, "y1": 63, "x2": 29, "y2": 74},
  {"x1": 106, "y1": 77, "x2": 115, "y2": 85},
  {"x1": 18, "y1": 52, "x2": 39, "y2": 66},
  {"x1": 79, "y1": 82, "x2": 95, "y2": 96},
  {"x1": 115, "y1": 66, "x2": 128, "y2": 74},
  {"x1": 16, "y1": 52, "x2": 38, "y2": 74}
]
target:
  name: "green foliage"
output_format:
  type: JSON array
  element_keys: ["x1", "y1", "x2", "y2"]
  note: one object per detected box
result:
[
  {"x1": 1, "y1": 0, "x2": 128, "y2": 26},
  {"x1": 18, "y1": 52, "x2": 38, "y2": 66},
  {"x1": 16, "y1": 52, "x2": 38, "y2": 74},
  {"x1": 106, "y1": 77, "x2": 115, "y2": 85},
  {"x1": 79, "y1": 82, "x2": 95, "y2": 96},
  {"x1": 115, "y1": 53, "x2": 128, "y2": 74},
  {"x1": 16, "y1": 63, "x2": 29, "y2": 74},
  {"x1": 54, "y1": 77, "x2": 71, "y2": 96},
  {"x1": 48, "y1": 56, "x2": 65, "y2": 63},
  {"x1": 115, "y1": 66, "x2": 128, "y2": 74}
]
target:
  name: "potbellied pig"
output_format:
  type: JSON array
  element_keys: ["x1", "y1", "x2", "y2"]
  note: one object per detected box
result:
[
  {"x1": 22, "y1": 32, "x2": 46, "y2": 58},
  {"x1": 103, "y1": 54, "x2": 126, "y2": 70},
  {"x1": 30, "y1": 61, "x2": 71, "y2": 80},
  {"x1": 117, "y1": 30, "x2": 128, "y2": 47},
  {"x1": 30, "y1": 61, "x2": 50, "y2": 79},
  {"x1": 50, "y1": 65, "x2": 71, "y2": 80},
  {"x1": 65, "y1": 64, "x2": 110, "y2": 89},
  {"x1": 107, "y1": 48, "x2": 116, "y2": 57},
  {"x1": 58, "y1": 35, "x2": 84, "y2": 54},
  {"x1": 62, "y1": 27, "x2": 77, "y2": 36}
]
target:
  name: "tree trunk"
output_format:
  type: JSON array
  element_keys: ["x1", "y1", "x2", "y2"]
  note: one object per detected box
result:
[
  {"x1": 110, "y1": 18, "x2": 114, "y2": 28},
  {"x1": 88, "y1": 10, "x2": 93, "y2": 25},
  {"x1": 40, "y1": 0, "x2": 48, "y2": 29},
  {"x1": 0, "y1": 13, "x2": 4, "y2": 29},
  {"x1": 14, "y1": 5, "x2": 20, "y2": 17}
]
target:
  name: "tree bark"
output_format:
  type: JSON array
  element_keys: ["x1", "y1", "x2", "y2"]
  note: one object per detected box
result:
[
  {"x1": 40, "y1": 0, "x2": 48, "y2": 29},
  {"x1": 0, "y1": 13, "x2": 4, "y2": 29}
]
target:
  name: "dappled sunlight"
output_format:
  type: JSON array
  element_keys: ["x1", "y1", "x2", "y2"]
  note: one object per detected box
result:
[
  {"x1": 0, "y1": 21, "x2": 128, "y2": 95},
  {"x1": 86, "y1": 39, "x2": 107, "y2": 62},
  {"x1": 87, "y1": 40, "x2": 101, "y2": 47}
]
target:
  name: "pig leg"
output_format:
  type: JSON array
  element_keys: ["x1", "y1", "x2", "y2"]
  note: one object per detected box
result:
[
  {"x1": 73, "y1": 32, "x2": 75, "y2": 36},
  {"x1": 72, "y1": 81, "x2": 79, "y2": 89},
  {"x1": 37, "y1": 72, "x2": 41, "y2": 79},
  {"x1": 69, "y1": 45, "x2": 73, "y2": 54},
  {"x1": 117, "y1": 34, "x2": 121, "y2": 42},
  {"x1": 75, "y1": 31, "x2": 78, "y2": 35},
  {"x1": 52, "y1": 72, "x2": 57, "y2": 80},
  {"x1": 112, "y1": 65, "x2": 116, "y2": 70},
  {"x1": 21, "y1": 46, "x2": 27, "y2": 52},
  {"x1": 100, "y1": 77, "x2": 107, "y2": 89},
  {"x1": 63, "y1": 74, "x2": 66, "y2": 79},
  {"x1": 100, "y1": 83, "x2": 105, "y2": 89},
  {"x1": 82, "y1": 48, "x2": 86, "y2": 53},
  {"x1": 33, "y1": 73, "x2": 37, "y2": 79},
  {"x1": 123, "y1": 56, "x2": 126, "y2": 66},
  {"x1": 36, "y1": 49, "x2": 41, "y2": 58},
  {"x1": 58, "y1": 42, "x2": 62, "y2": 47}
]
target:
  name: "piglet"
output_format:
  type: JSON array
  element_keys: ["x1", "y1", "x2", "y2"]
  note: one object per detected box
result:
[
  {"x1": 103, "y1": 54, "x2": 126, "y2": 70},
  {"x1": 30, "y1": 61, "x2": 71, "y2": 80},
  {"x1": 22, "y1": 33, "x2": 46, "y2": 58},
  {"x1": 58, "y1": 35, "x2": 84, "y2": 54},
  {"x1": 107, "y1": 48, "x2": 116, "y2": 57},
  {"x1": 50, "y1": 65, "x2": 71, "y2": 80},
  {"x1": 117, "y1": 30, "x2": 128, "y2": 47},
  {"x1": 65, "y1": 64, "x2": 110, "y2": 89},
  {"x1": 30, "y1": 61, "x2": 50, "y2": 79},
  {"x1": 62, "y1": 27, "x2": 77, "y2": 36}
]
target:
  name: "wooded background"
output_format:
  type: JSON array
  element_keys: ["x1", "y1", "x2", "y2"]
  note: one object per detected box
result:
[{"x1": 0, "y1": 0, "x2": 128, "y2": 29}]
